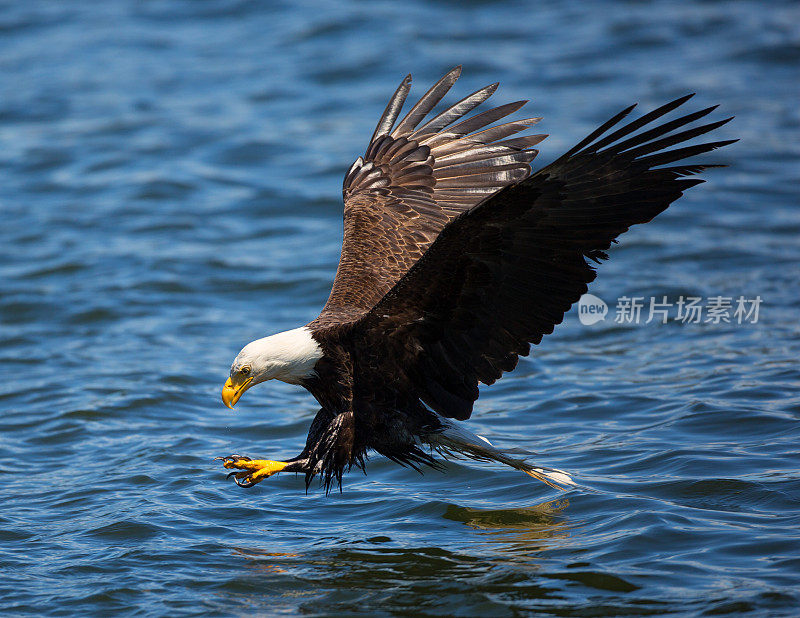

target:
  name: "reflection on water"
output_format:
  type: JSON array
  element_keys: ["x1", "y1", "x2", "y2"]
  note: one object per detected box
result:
[
  {"x1": 444, "y1": 498, "x2": 573, "y2": 557},
  {"x1": 224, "y1": 499, "x2": 575, "y2": 610},
  {"x1": 231, "y1": 548, "x2": 299, "y2": 574},
  {"x1": 219, "y1": 498, "x2": 646, "y2": 612}
]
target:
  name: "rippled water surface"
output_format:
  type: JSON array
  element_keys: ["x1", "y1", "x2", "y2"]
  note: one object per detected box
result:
[{"x1": 2, "y1": 1, "x2": 799, "y2": 615}]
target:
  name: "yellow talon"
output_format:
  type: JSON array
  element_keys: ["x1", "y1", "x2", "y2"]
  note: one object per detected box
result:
[
  {"x1": 221, "y1": 458, "x2": 287, "y2": 474},
  {"x1": 216, "y1": 455, "x2": 288, "y2": 487}
]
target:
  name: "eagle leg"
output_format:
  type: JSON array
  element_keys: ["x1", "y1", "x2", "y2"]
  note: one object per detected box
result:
[{"x1": 215, "y1": 454, "x2": 288, "y2": 488}]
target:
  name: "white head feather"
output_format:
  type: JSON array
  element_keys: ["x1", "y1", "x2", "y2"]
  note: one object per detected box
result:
[{"x1": 231, "y1": 327, "x2": 323, "y2": 385}]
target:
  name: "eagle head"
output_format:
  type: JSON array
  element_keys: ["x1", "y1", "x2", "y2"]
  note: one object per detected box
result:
[{"x1": 221, "y1": 326, "x2": 323, "y2": 409}]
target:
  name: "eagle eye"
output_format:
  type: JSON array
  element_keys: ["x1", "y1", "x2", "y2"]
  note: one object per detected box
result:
[{"x1": 240, "y1": 365, "x2": 251, "y2": 376}]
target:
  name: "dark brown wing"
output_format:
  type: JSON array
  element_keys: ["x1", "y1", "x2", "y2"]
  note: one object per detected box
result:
[
  {"x1": 311, "y1": 67, "x2": 546, "y2": 326},
  {"x1": 345, "y1": 95, "x2": 735, "y2": 420}
]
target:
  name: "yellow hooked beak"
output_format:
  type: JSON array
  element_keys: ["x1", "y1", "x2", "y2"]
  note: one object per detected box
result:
[{"x1": 222, "y1": 375, "x2": 253, "y2": 409}]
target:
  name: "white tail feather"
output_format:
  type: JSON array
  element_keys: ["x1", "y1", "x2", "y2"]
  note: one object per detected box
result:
[{"x1": 427, "y1": 417, "x2": 576, "y2": 491}]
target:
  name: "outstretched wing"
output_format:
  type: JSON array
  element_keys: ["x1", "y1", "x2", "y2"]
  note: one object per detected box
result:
[
  {"x1": 312, "y1": 67, "x2": 546, "y2": 326},
  {"x1": 345, "y1": 95, "x2": 735, "y2": 420}
]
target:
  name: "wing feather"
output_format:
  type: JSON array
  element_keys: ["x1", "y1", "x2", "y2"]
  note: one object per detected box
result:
[
  {"x1": 313, "y1": 69, "x2": 544, "y2": 327},
  {"x1": 423, "y1": 101, "x2": 530, "y2": 150},
  {"x1": 415, "y1": 82, "x2": 499, "y2": 135},
  {"x1": 392, "y1": 66, "x2": 463, "y2": 137},
  {"x1": 343, "y1": 96, "x2": 734, "y2": 421},
  {"x1": 370, "y1": 75, "x2": 412, "y2": 142}
]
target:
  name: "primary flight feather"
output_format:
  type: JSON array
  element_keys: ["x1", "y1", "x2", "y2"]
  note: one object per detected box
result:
[{"x1": 217, "y1": 66, "x2": 734, "y2": 493}]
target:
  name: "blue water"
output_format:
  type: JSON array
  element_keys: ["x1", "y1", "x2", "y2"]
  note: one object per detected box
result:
[{"x1": 1, "y1": 1, "x2": 799, "y2": 615}]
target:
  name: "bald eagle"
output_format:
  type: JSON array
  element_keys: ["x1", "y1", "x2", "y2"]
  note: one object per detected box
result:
[{"x1": 217, "y1": 67, "x2": 733, "y2": 492}]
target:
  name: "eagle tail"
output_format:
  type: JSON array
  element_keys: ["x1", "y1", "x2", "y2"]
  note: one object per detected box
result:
[{"x1": 428, "y1": 417, "x2": 576, "y2": 491}]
